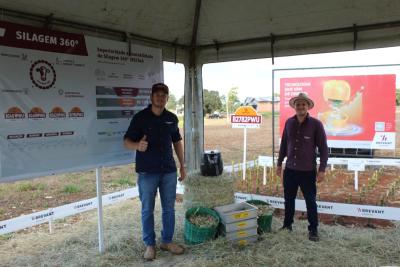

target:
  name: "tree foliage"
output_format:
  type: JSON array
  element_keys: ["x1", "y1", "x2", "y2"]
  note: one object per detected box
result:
[
  {"x1": 166, "y1": 93, "x2": 177, "y2": 111},
  {"x1": 203, "y1": 89, "x2": 222, "y2": 114},
  {"x1": 227, "y1": 87, "x2": 241, "y2": 114},
  {"x1": 178, "y1": 95, "x2": 184, "y2": 106}
]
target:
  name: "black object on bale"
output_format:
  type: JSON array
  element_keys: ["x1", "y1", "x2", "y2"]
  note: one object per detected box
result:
[{"x1": 200, "y1": 150, "x2": 223, "y2": 176}]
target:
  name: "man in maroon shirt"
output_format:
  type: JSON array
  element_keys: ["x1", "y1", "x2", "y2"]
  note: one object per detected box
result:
[{"x1": 276, "y1": 92, "x2": 328, "y2": 241}]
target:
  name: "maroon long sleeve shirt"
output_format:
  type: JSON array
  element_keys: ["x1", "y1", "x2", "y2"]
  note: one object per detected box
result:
[{"x1": 277, "y1": 113, "x2": 328, "y2": 172}]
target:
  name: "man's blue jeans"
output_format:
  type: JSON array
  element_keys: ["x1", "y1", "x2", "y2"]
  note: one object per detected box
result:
[{"x1": 138, "y1": 172, "x2": 177, "y2": 246}]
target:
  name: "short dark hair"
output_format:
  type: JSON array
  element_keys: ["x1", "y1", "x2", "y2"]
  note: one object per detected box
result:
[{"x1": 151, "y1": 83, "x2": 169, "y2": 95}]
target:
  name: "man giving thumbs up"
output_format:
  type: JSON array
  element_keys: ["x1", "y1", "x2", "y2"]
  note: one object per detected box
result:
[
  {"x1": 123, "y1": 83, "x2": 185, "y2": 261},
  {"x1": 137, "y1": 135, "x2": 148, "y2": 152}
]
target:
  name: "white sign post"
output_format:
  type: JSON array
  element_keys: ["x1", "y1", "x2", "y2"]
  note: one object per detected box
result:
[
  {"x1": 231, "y1": 106, "x2": 262, "y2": 180},
  {"x1": 258, "y1": 156, "x2": 273, "y2": 185},
  {"x1": 347, "y1": 159, "x2": 366, "y2": 191},
  {"x1": 243, "y1": 127, "x2": 247, "y2": 180}
]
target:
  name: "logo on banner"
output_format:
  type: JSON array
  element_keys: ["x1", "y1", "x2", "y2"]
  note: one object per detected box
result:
[
  {"x1": 109, "y1": 193, "x2": 124, "y2": 201},
  {"x1": 74, "y1": 201, "x2": 93, "y2": 210},
  {"x1": 31, "y1": 211, "x2": 54, "y2": 221},
  {"x1": 49, "y1": 106, "x2": 66, "y2": 119},
  {"x1": 0, "y1": 224, "x2": 6, "y2": 230},
  {"x1": 4, "y1": 106, "x2": 25, "y2": 119},
  {"x1": 69, "y1": 107, "x2": 84, "y2": 118},
  {"x1": 28, "y1": 107, "x2": 46, "y2": 119},
  {"x1": 317, "y1": 204, "x2": 333, "y2": 210},
  {"x1": 371, "y1": 132, "x2": 395, "y2": 149},
  {"x1": 30, "y1": 60, "x2": 56, "y2": 89},
  {"x1": 357, "y1": 207, "x2": 384, "y2": 215}
]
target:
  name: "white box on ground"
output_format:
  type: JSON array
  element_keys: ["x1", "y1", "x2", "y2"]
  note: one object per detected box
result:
[
  {"x1": 225, "y1": 226, "x2": 258, "y2": 241},
  {"x1": 223, "y1": 218, "x2": 257, "y2": 233},
  {"x1": 214, "y1": 202, "x2": 258, "y2": 224},
  {"x1": 222, "y1": 218, "x2": 258, "y2": 232}
]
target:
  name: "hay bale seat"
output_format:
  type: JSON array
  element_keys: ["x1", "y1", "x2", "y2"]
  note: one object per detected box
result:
[{"x1": 183, "y1": 172, "x2": 237, "y2": 209}]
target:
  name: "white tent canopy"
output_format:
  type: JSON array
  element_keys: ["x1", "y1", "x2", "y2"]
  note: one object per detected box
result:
[{"x1": 1, "y1": 0, "x2": 400, "y2": 169}]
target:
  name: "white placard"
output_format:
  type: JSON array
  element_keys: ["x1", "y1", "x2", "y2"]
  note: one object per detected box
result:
[
  {"x1": 347, "y1": 159, "x2": 366, "y2": 171},
  {"x1": 258, "y1": 156, "x2": 273, "y2": 167}
]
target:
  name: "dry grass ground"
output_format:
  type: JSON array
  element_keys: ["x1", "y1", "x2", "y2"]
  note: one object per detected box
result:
[
  {"x1": 204, "y1": 115, "x2": 278, "y2": 164},
  {"x1": 0, "y1": 198, "x2": 399, "y2": 267},
  {"x1": 0, "y1": 165, "x2": 137, "y2": 221}
]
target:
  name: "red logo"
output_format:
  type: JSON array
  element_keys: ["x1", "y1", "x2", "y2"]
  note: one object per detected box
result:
[
  {"x1": 380, "y1": 135, "x2": 387, "y2": 142},
  {"x1": 30, "y1": 60, "x2": 56, "y2": 89}
]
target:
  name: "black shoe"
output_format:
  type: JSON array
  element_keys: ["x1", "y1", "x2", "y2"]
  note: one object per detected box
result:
[
  {"x1": 279, "y1": 225, "x2": 292, "y2": 231},
  {"x1": 308, "y1": 230, "x2": 319, "y2": 242}
]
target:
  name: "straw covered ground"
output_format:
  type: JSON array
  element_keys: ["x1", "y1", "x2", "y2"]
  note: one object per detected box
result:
[{"x1": 1, "y1": 198, "x2": 399, "y2": 267}]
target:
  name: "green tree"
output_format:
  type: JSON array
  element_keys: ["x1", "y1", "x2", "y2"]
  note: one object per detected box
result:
[
  {"x1": 396, "y1": 89, "x2": 400, "y2": 106},
  {"x1": 220, "y1": 95, "x2": 227, "y2": 112},
  {"x1": 178, "y1": 95, "x2": 184, "y2": 106},
  {"x1": 227, "y1": 87, "x2": 241, "y2": 115},
  {"x1": 166, "y1": 93, "x2": 177, "y2": 111},
  {"x1": 203, "y1": 89, "x2": 222, "y2": 114}
]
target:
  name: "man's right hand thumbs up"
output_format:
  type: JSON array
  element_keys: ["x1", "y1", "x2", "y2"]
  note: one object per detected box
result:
[{"x1": 138, "y1": 135, "x2": 148, "y2": 152}]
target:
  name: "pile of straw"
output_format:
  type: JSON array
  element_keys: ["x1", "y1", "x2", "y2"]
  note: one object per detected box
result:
[{"x1": 183, "y1": 172, "x2": 237, "y2": 209}]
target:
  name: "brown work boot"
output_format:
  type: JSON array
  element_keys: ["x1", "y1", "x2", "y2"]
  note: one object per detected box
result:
[
  {"x1": 159, "y1": 242, "x2": 185, "y2": 255},
  {"x1": 143, "y1": 246, "x2": 156, "y2": 261}
]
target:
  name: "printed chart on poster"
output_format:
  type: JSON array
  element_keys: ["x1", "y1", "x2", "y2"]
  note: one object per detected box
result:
[
  {"x1": 274, "y1": 66, "x2": 397, "y2": 150},
  {"x1": 0, "y1": 21, "x2": 163, "y2": 182}
]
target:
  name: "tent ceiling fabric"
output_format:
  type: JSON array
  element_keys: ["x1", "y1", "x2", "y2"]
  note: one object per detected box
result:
[
  {"x1": 0, "y1": 0, "x2": 196, "y2": 44},
  {"x1": 1, "y1": 0, "x2": 400, "y2": 63},
  {"x1": 199, "y1": 0, "x2": 400, "y2": 44}
]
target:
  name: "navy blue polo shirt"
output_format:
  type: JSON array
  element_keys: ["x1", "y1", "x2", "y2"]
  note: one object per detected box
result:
[{"x1": 124, "y1": 105, "x2": 182, "y2": 173}]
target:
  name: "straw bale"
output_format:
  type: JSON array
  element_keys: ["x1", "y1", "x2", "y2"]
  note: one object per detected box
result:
[{"x1": 183, "y1": 172, "x2": 237, "y2": 209}]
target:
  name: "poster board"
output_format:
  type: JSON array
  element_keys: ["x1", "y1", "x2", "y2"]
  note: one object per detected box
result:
[
  {"x1": 0, "y1": 21, "x2": 163, "y2": 182},
  {"x1": 275, "y1": 66, "x2": 397, "y2": 150}
]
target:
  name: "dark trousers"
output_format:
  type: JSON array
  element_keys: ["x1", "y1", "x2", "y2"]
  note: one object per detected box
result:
[{"x1": 283, "y1": 168, "x2": 318, "y2": 231}]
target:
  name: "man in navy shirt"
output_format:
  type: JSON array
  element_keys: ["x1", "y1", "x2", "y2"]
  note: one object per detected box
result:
[
  {"x1": 124, "y1": 83, "x2": 186, "y2": 260},
  {"x1": 276, "y1": 92, "x2": 328, "y2": 242}
]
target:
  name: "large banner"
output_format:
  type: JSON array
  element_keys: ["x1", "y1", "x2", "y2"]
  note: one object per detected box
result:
[
  {"x1": 0, "y1": 21, "x2": 162, "y2": 182},
  {"x1": 277, "y1": 67, "x2": 397, "y2": 149}
]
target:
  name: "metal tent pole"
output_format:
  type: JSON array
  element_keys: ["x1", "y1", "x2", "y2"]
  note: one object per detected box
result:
[{"x1": 96, "y1": 167, "x2": 105, "y2": 253}]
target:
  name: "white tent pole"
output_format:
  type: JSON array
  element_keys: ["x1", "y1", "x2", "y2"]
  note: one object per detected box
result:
[{"x1": 96, "y1": 167, "x2": 105, "y2": 253}]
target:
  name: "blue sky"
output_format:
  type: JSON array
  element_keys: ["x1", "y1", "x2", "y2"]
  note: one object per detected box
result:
[{"x1": 164, "y1": 46, "x2": 400, "y2": 101}]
